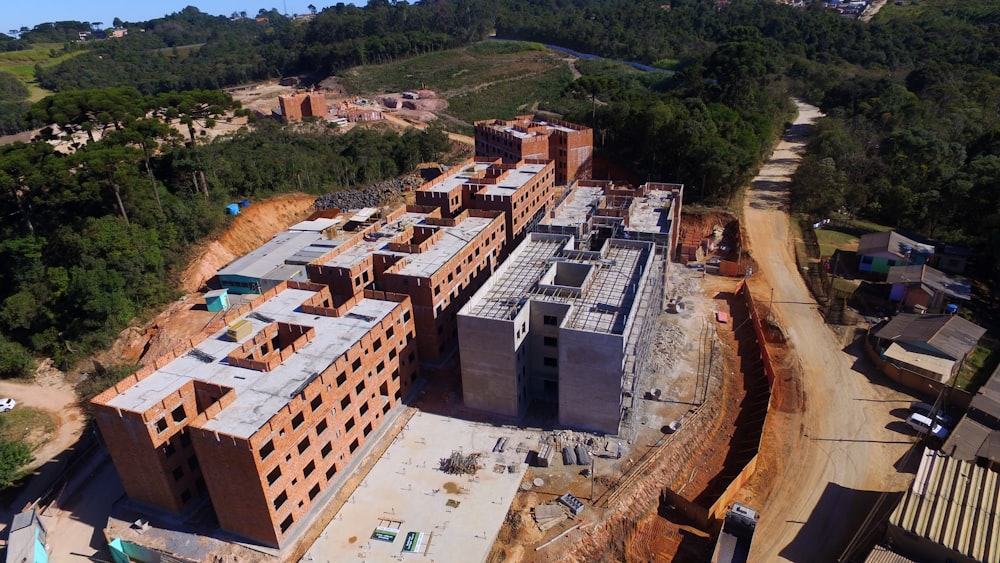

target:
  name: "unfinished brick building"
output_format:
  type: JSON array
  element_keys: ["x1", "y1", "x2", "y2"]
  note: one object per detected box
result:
[
  {"x1": 278, "y1": 92, "x2": 328, "y2": 122},
  {"x1": 307, "y1": 205, "x2": 507, "y2": 365},
  {"x1": 474, "y1": 115, "x2": 593, "y2": 185},
  {"x1": 415, "y1": 157, "x2": 555, "y2": 248},
  {"x1": 92, "y1": 282, "x2": 418, "y2": 547}
]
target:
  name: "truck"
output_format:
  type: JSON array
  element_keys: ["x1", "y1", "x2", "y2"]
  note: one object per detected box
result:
[{"x1": 711, "y1": 503, "x2": 759, "y2": 563}]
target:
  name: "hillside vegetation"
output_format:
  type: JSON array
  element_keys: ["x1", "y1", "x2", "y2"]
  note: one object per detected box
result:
[{"x1": 0, "y1": 0, "x2": 998, "y2": 379}]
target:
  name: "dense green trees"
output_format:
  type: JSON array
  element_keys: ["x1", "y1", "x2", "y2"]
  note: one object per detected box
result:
[
  {"x1": 0, "y1": 87, "x2": 453, "y2": 367},
  {"x1": 0, "y1": 71, "x2": 31, "y2": 135}
]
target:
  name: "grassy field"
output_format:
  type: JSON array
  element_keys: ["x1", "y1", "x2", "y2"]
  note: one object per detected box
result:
[
  {"x1": 0, "y1": 43, "x2": 82, "y2": 101},
  {"x1": 0, "y1": 407, "x2": 56, "y2": 447},
  {"x1": 341, "y1": 41, "x2": 575, "y2": 127},
  {"x1": 816, "y1": 228, "x2": 860, "y2": 258},
  {"x1": 955, "y1": 339, "x2": 998, "y2": 392},
  {"x1": 814, "y1": 215, "x2": 891, "y2": 257}
]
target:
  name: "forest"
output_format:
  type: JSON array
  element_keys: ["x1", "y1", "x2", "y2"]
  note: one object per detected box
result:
[
  {"x1": 0, "y1": 86, "x2": 450, "y2": 374},
  {"x1": 0, "y1": 0, "x2": 999, "y2": 376}
]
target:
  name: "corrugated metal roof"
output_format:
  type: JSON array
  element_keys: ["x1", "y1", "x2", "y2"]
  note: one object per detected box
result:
[
  {"x1": 883, "y1": 342, "x2": 954, "y2": 380},
  {"x1": 864, "y1": 543, "x2": 919, "y2": 563},
  {"x1": 874, "y1": 314, "x2": 986, "y2": 361},
  {"x1": 886, "y1": 264, "x2": 971, "y2": 301},
  {"x1": 943, "y1": 363, "x2": 1000, "y2": 463},
  {"x1": 858, "y1": 231, "x2": 933, "y2": 258},
  {"x1": 889, "y1": 447, "x2": 1000, "y2": 562}
]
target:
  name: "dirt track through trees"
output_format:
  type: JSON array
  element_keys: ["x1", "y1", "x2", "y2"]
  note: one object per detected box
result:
[{"x1": 742, "y1": 101, "x2": 915, "y2": 561}]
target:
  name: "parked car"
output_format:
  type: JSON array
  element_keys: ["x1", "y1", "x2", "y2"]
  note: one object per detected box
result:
[
  {"x1": 906, "y1": 413, "x2": 949, "y2": 440},
  {"x1": 910, "y1": 402, "x2": 955, "y2": 427},
  {"x1": 0, "y1": 398, "x2": 16, "y2": 413}
]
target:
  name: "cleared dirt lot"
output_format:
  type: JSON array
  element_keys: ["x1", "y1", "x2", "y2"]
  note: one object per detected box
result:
[{"x1": 741, "y1": 101, "x2": 917, "y2": 561}]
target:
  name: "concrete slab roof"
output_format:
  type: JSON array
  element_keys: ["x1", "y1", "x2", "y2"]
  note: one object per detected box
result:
[
  {"x1": 394, "y1": 216, "x2": 495, "y2": 279},
  {"x1": 303, "y1": 411, "x2": 536, "y2": 563},
  {"x1": 217, "y1": 231, "x2": 324, "y2": 279},
  {"x1": 462, "y1": 233, "x2": 651, "y2": 334},
  {"x1": 318, "y1": 211, "x2": 496, "y2": 278},
  {"x1": 105, "y1": 287, "x2": 398, "y2": 439},
  {"x1": 420, "y1": 161, "x2": 548, "y2": 196},
  {"x1": 319, "y1": 211, "x2": 429, "y2": 269},
  {"x1": 627, "y1": 189, "x2": 676, "y2": 235},
  {"x1": 289, "y1": 217, "x2": 341, "y2": 232},
  {"x1": 542, "y1": 184, "x2": 604, "y2": 228}
]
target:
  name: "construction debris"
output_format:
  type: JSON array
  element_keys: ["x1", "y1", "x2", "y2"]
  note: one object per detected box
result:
[
  {"x1": 439, "y1": 451, "x2": 481, "y2": 475},
  {"x1": 558, "y1": 493, "x2": 586, "y2": 516},
  {"x1": 532, "y1": 503, "x2": 568, "y2": 532}
]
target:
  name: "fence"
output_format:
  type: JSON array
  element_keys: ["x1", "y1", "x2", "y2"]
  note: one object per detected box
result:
[{"x1": 864, "y1": 337, "x2": 973, "y2": 410}]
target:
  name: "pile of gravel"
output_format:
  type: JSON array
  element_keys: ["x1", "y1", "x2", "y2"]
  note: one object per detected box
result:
[{"x1": 314, "y1": 175, "x2": 423, "y2": 211}]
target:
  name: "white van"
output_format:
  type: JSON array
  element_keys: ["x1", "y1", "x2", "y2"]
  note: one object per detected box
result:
[{"x1": 906, "y1": 413, "x2": 949, "y2": 439}]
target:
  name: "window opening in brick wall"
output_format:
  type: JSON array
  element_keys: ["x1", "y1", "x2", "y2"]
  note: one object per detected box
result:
[
  {"x1": 260, "y1": 440, "x2": 274, "y2": 460},
  {"x1": 171, "y1": 405, "x2": 186, "y2": 423},
  {"x1": 297, "y1": 437, "x2": 310, "y2": 454},
  {"x1": 267, "y1": 466, "x2": 281, "y2": 486},
  {"x1": 274, "y1": 491, "x2": 287, "y2": 509}
]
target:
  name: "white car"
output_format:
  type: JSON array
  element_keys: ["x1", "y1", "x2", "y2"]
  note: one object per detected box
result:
[
  {"x1": 0, "y1": 398, "x2": 15, "y2": 413},
  {"x1": 906, "y1": 413, "x2": 949, "y2": 440}
]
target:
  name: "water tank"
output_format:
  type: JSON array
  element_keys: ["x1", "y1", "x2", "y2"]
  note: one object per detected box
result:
[{"x1": 946, "y1": 304, "x2": 959, "y2": 314}]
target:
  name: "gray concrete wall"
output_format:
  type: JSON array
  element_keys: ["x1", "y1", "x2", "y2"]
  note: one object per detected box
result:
[
  {"x1": 526, "y1": 301, "x2": 573, "y2": 401},
  {"x1": 558, "y1": 327, "x2": 624, "y2": 434},
  {"x1": 458, "y1": 313, "x2": 521, "y2": 416}
]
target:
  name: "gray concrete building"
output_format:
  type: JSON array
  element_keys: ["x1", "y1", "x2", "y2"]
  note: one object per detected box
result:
[
  {"x1": 456, "y1": 179, "x2": 682, "y2": 435},
  {"x1": 457, "y1": 232, "x2": 660, "y2": 434}
]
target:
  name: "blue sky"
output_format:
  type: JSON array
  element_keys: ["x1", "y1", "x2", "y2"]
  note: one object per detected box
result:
[{"x1": 4, "y1": 2, "x2": 361, "y2": 35}]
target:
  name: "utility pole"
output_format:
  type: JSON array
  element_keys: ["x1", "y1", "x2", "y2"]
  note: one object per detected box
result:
[
  {"x1": 766, "y1": 287, "x2": 774, "y2": 323},
  {"x1": 590, "y1": 452, "x2": 595, "y2": 501}
]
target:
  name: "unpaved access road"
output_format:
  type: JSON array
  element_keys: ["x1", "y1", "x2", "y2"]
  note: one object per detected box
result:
[
  {"x1": 743, "y1": 101, "x2": 916, "y2": 561},
  {"x1": 0, "y1": 378, "x2": 83, "y2": 473}
]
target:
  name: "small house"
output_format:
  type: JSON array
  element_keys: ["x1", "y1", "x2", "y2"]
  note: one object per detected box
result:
[
  {"x1": 857, "y1": 231, "x2": 933, "y2": 276},
  {"x1": 943, "y1": 363, "x2": 1000, "y2": 470},
  {"x1": 886, "y1": 264, "x2": 971, "y2": 314},
  {"x1": 873, "y1": 313, "x2": 986, "y2": 383}
]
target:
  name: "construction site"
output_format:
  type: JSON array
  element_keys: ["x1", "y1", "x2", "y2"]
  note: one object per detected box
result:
[{"x1": 26, "y1": 101, "x2": 890, "y2": 563}]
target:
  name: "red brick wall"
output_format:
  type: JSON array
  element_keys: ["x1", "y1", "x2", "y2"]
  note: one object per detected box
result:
[{"x1": 92, "y1": 285, "x2": 419, "y2": 547}]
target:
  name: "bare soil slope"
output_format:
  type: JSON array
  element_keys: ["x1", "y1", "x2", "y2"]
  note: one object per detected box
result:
[{"x1": 178, "y1": 192, "x2": 317, "y2": 293}]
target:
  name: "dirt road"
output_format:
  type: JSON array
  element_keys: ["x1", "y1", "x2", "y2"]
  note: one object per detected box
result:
[
  {"x1": 0, "y1": 378, "x2": 83, "y2": 472},
  {"x1": 382, "y1": 112, "x2": 474, "y2": 146},
  {"x1": 743, "y1": 101, "x2": 915, "y2": 561}
]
